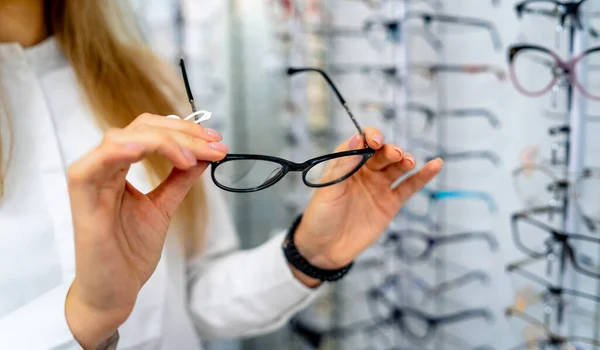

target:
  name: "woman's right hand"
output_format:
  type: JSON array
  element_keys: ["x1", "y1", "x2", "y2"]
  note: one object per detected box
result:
[{"x1": 64, "y1": 113, "x2": 229, "y2": 348}]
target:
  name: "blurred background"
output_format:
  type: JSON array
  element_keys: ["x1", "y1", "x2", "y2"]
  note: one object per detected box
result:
[{"x1": 127, "y1": 0, "x2": 600, "y2": 349}]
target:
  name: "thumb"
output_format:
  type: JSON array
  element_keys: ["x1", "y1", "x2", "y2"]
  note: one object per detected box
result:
[{"x1": 147, "y1": 162, "x2": 209, "y2": 218}]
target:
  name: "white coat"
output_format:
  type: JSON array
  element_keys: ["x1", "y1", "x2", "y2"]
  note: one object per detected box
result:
[{"x1": 0, "y1": 38, "x2": 318, "y2": 349}]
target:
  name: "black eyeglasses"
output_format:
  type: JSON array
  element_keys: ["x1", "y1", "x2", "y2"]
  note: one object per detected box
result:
[
  {"x1": 511, "y1": 206, "x2": 600, "y2": 279},
  {"x1": 505, "y1": 307, "x2": 600, "y2": 349},
  {"x1": 179, "y1": 59, "x2": 375, "y2": 193},
  {"x1": 372, "y1": 269, "x2": 490, "y2": 307},
  {"x1": 507, "y1": 256, "x2": 600, "y2": 324},
  {"x1": 381, "y1": 228, "x2": 498, "y2": 262},
  {"x1": 515, "y1": 0, "x2": 599, "y2": 40},
  {"x1": 366, "y1": 289, "x2": 494, "y2": 345}
]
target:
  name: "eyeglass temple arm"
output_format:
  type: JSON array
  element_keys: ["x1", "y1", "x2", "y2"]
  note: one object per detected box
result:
[
  {"x1": 438, "y1": 108, "x2": 501, "y2": 128},
  {"x1": 505, "y1": 307, "x2": 552, "y2": 334},
  {"x1": 436, "y1": 308, "x2": 494, "y2": 325},
  {"x1": 287, "y1": 67, "x2": 366, "y2": 142},
  {"x1": 408, "y1": 12, "x2": 502, "y2": 51},
  {"x1": 431, "y1": 270, "x2": 490, "y2": 295},
  {"x1": 426, "y1": 151, "x2": 501, "y2": 166},
  {"x1": 422, "y1": 188, "x2": 498, "y2": 213},
  {"x1": 179, "y1": 58, "x2": 197, "y2": 113},
  {"x1": 433, "y1": 231, "x2": 499, "y2": 252}
]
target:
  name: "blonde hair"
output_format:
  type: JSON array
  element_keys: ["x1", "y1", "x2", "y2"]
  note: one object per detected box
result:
[{"x1": 1, "y1": 0, "x2": 207, "y2": 255}]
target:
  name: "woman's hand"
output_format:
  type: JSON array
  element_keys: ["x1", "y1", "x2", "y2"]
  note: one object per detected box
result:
[
  {"x1": 64, "y1": 113, "x2": 228, "y2": 348},
  {"x1": 294, "y1": 128, "x2": 442, "y2": 281}
]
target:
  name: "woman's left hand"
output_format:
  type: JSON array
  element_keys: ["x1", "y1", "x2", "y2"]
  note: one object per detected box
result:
[{"x1": 294, "y1": 127, "x2": 442, "y2": 280}]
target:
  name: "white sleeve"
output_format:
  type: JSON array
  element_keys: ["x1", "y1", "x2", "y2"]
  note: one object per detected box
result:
[
  {"x1": 0, "y1": 282, "x2": 81, "y2": 349},
  {"x1": 186, "y1": 178, "x2": 321, "y2": 339}
]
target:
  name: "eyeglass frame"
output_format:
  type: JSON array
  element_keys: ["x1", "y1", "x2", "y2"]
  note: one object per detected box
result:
[
  {"x1": 179, "y1": 59, "x2": 376, "y2": 193},
  {"x1": 508, "y1": 44, "x2": 600, "y2": 101},
  {"x1": 382, "y1": 228, "x2": 498, "y2": 262},
  {"x1": 505, "y1": 307, "x2": 600, "y2": 349},
  {"x1": 511, "y1": 205, "x2": 600, "y2": 279}
]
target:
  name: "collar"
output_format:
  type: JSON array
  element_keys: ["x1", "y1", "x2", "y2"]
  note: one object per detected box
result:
[{"x1": 0, "y1": 37, "x2": 66, "y2": 75}]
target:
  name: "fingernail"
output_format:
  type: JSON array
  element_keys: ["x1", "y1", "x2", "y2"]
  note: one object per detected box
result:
[
  {"x1": 349, "y1": 134, "x2": 361, "y2": 149},
  {"x1": 394, "y1": 146, "x2": 404, "y2": 158},
  {"x1": 181, "y1": 148, "x2": 198, "y2": 166},
  {"x1": 209, "y1": 142, "x2": 230, "y2": 153},
  {"x1": 205, "y1": 128, "x2": 223, "y2": 141},
  {"x1": 372, "y1": 133, "x2": 384, "y2": 147},
  {"x1": 406, "y1": 156, "x2": 415, "y2": 167}
]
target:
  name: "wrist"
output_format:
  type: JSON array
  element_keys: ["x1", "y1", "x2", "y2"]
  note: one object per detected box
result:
[
  {"x1": 65, "y1": 280, "x2": 130, "y2": 349},
  {"x1": 294, "y1": 221, "x2": 351, "y2": 270}
]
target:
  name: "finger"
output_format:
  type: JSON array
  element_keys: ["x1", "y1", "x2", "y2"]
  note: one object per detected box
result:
[
  {"x1": 147, "y1": 163, "x2": 209, "y2": 218},
  {"x1": 394, "y1": 158, "x2": 443, "y2": 203},
  {"x1": 127, "y1": 113, "x2": 222, "y2": 142},
  {"x1": 366, "y1": 144, "x2": 404, "y2": 171},
  {"x1": 333, "y1": 127, "x2": 385, "y2": 152},
  {"x1": 69, "y1": 128, "x2": 228, "y2": 189},
  {"x1": 382, "y1": 152, "x2": 417, "y2": 181},
  {"x1": 110, "y1": 126, "x2": 229, "y2": 167},
  {"x1": 363, "y1": 127, "x2": 385, "y2": 150}
]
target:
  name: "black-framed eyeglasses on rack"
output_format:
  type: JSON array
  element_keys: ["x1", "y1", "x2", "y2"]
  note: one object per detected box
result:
[
  {"x1": 179, "y1": 59, "x2": 375, "y2": 193},
  {"x1": 380, "y1": 228, "x2": 498, "y2": 262},
  {"x1": 515, "y1": 0, "x2": 600, "y2": 39},
  {"x1": 372, "y1": 269, "x2": 490, "y2": 306},
  {"x1": 511, "y1": 206, "x2": 600, "y2": 279},
  {"x1": 505, "y1": 307, "x2": 600, "y2": 349},
  {"x1": 366, "y1": 289, "x2": 494, "y2": 345},
  {"x1": 507, "y1": 256, "x2": 600, "y2": 324}
]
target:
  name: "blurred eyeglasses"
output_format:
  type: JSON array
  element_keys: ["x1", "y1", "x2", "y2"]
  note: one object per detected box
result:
[
  {"x1": 512, "y1": 163, "x2": 600, "y2": 232},
  {"x1": 404, "y1": 187, "x2": 498, "y2": 222},
  {"x1": 316, "y1": 12, "x2": 500, "y2": 52},
  {"x1": 372, "y1": 269, "x2": 490, "y2": 306},
  {"x1": 508, "y1": 44, "x2": 600, "y2": 103},
  {"x1": 505, "y1": 307, "x2": 600, "y2": 349},
  {"x1": 511, "y1": 206, "x2": 600, "y2": 279},
  {"x1": 380, "y1": 228, "x2": 498, "y2": 263},
  {"x1": 344, "y1": 0, "x2": 500, "y2": 10},
  {"x1": 331, "y1": 63, "x2": 506, "y2": 94},
  {"x1": 365, "y1": 290, "x2": 494, "y2": 345},
  {"x1": 361, "y1": 101, "x2": 502, "y2": 133},
  {"x1": 515, "y1": 0, "x2": 600, "y2": 48},
  {"x1": 507, "y1": 256, "x2": 600, "y2": 325},
  {"x1": 179, "y1": 59, "x2": 375, "y2": 193}
]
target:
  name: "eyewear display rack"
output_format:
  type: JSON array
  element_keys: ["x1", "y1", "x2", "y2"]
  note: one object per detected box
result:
[{"x1": 505, "y1": 2, "x2": 600, "y2": 348}]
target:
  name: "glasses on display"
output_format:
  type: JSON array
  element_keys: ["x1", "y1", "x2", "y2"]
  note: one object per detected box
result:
[
  {"x1": 331, "y1": 63, "x2": 506, "y2": 93},
  {"x1": 372, "y1": 269, "x2": 490, "y2": 306},
  {"x1": 366, "y1": 289, "x2": 494, "y2": 345},
  {"x1": 515, "y1": 0, "x2": 600, "y2": 45},
  {"x1": 511, "y1": 206, "x2": 600, "y2": 279},
  {"x1": 179, "y1": 59, "x2": 375, "y2": 193},
  {"x1": 410, "y1": 139, "x2": 502, "y2": 167},
  {"x1": 321, "y1": 12, "x2": 501, "y2": 52},
  {"x1": 362, "y1": 101, "x2": 501, "y2": 133},
  {"x1": 512, "y1": 163, "x2": 600, "y2": 232},
  {"x1": 508, "y1": 44, "x2": 600, "y2": 101},
  {"x1": 505, "y1": 307, "x2": 600, "y2": 349},
  {"x1": 404, "y1": 12, "x2": 502, "y2": 51},
  {"x1": 407, "y1": 187, "x2": 498, "y2": 219},
  {"x1": 380, "y1": 229, "x2": 498, "y2": 262},
  {"x1": 507, "y1": 256, "x2": 600, "y2": 324}
]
